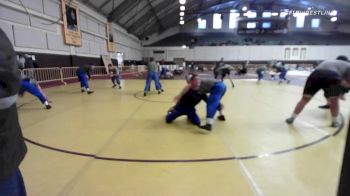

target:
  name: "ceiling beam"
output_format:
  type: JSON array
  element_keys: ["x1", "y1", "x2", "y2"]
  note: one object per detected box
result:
[
  {"x1": 82, "y1": 0, "x2": 140, "y2": 38},
  {"x1": 123, "y1": 0, "x2": 149, "y2": 27},
  {"x1": 146, "y1": 0, "x2": 165, "y2": 31},
  {"x1": 137, "y1": 7, "x2": 179, "y2": 38},
  {"x1": 126, "y1": 0, "x2": 173, "y2": 33},
  {"x1": 108, "y1": 0, "x2": 140, "y2": 22},
  {"x1": 133, "y1": 1, "x2": 178, "y2": 34},
  {"x1": 99, "y1": 0, "x2": 111, "y2": 10}
]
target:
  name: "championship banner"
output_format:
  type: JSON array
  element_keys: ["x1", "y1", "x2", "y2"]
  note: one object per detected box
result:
[
  {"x1": 102, "y1": 55, "x2": 113, "y2": 73},
  {"x1": 61, "y1": 0, "x2": 82, "y2": 46},
  {"x1": 106, "y1": 22, "x2": 116, "y2": 52}
]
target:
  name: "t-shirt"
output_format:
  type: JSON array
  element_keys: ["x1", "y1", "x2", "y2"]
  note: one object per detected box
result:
[
  {"x1": 0, "y1": 29, "x2": 27, "y2": 181},
  {"x1": 274, "y1": 62, "x2": 285, "y2": 72},
  {"x1": 217, "y1": 64, "x2": 234, "y2": 71},
  {"x1": 79, "y1": 64, "x2": 92, "y2": 78},
  {"x1": 177, "y1": 89, "x2": 206, "y2": 108},
  {"x1": 198, "y1": 79, "x2": 218, "y2": 94},
  {"x1": 257, "y1": 65, "x2": 267, "y2": 72},
  {"x1": 109, "y1": 66, "x2": 119, "y2": 75},
  {"x1": 214, "y1": 62, "x2": 224, "y2": 72},
  {"x1": 147, "y1": 61, "x2": 159, "y2": 72},
  {"x1": 316, "y1": 60, "x2": 350, "y2": 81}
]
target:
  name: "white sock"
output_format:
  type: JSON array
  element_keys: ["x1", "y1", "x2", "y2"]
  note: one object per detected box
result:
[
  {"x1": 291, "y1": 113, "x2": 298, "y2": 119},
  {"x1": 44, "y1": 101, "x2": 49, "y2": 106},
  {"x1": 332, "y1": 116, "x2": 339, "y2": 123},
  {"x1": 206, "y1": 118, "x2": 213, "y2": 125},
  {"x1": 86, "y1": 88, "x2": 90, "y2": 91}
]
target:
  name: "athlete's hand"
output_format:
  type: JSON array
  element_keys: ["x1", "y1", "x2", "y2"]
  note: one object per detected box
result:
[
  {"x1": 168, "y1": 106, "x2": 174, "y2": 113},
  {"x1": 174, "y1": 95, "x2": 180, "y2": 102},
  {"x1": 340, "y1": 94, "x2": 346, "y2": 101}
]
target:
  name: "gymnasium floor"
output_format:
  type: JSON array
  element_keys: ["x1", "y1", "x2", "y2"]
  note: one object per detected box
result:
[{"x1": 17, "y1": 77, "x2": 350, "y2": 196}]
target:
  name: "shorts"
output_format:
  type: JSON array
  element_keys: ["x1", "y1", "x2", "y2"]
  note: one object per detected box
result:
[{"x1": 303, "y1": 69, "x2": 342, "y2": 98}]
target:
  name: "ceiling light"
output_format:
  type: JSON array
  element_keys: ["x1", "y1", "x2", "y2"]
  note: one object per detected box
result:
[
  {"x1": 180, "y1": 17, "x2": 184, "y2": 20},
  {"x1": 180, "y1": 6, "x2": 185, "y2": 11},
  {"x1": 330, "y1": 17, "x2": 337, "y2": 22},
  {"x1": 330, "y1": 10, "x2": 337, "y2": 16},
  {"x1": 182, "y1": 45, "x2": 187, "y2": 48},
  {"x1": 180, "y1": 20, "x2": 185, "y2": 25},
  {"x1": 179, "y1": 12, "x2": 184, "y2": 16},
  {"x1": 242, "y1": 6, "x2": 247, "y2": 11},
  {"x1": 179, "y1": 0, "x2": 186, "y2": 4}
]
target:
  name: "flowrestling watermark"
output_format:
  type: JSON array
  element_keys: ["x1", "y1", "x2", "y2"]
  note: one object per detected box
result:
[{"x1": 287, "y1": 9, "x2": 337, "y2": 16}]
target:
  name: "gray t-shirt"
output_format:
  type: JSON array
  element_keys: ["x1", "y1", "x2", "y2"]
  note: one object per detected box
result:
[
  {"x1": 109, "y1": 66, "x2": 119, "y2": 75},
  {"x1": 217, "y1": 64, "x2": 234, "y2": 71},
  {"x1": 147, "y1": 61, "x2": 159, "y2": 72},
  {"x1": 198, "y1": 79, "x2": 219, "y2": 94},
  {"x1": 316, "y1": 60, "x2": 350, "y2": 81}
]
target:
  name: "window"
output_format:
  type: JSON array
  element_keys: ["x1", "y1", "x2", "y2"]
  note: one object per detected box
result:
[
  {"x1": 311, "y1": 18, "x2": 320, "y2": 28},
  {"x1": 284, "y1": 48, "x2": 291, "y2": 59},
  {"x1": 280, "y1": 9, "x2": 289, "y2": 18},
  {"x1": 262, "y1": 12, "x2": 271, "y2": 18},
  {"x1": 262, "y1": 22, "x2": 271, "y2": 29},
  {"x1": 300, "y1": 48, "x2": 306, "y2": 59},
  {"x1": 295, "y1": 15, "x2": 305, "y2": 28},
  {"x1": 292, "y1": 48, "x2": 299, "y2": 56},
  {"x1": 247, "y1": 22, "x2": 256, "y2": 29},
  {"x1": 229, "y1": 11, "x2": 240, "y2": 29},
  {"x1": 213, "y1": 13, "x2": 222, "y2": 29},
  {"x1": 247, "y1": 11, "x2": 257, "y2": 18},
  {"x1": 198, "y1": 18, "x2": 206, "y2": 29}
]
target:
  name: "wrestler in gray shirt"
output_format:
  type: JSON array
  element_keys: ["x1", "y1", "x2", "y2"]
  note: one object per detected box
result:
[{"x1": 316, "y1": 60, "x2": 350, "y2": 81}]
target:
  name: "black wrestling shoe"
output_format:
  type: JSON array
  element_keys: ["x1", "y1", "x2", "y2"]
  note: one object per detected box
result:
[
  {"x1": 118, "y1": 86, "x2": 122, "y2": 89},
  {"x1": 285, "y1": 117, "x2": 294, "y2": 124},
  {"x1": 318, "y1": 104, "x2": 330, "y2": 109},
  {"x1": 87, "y1": 91, "x2": 94, "y2": 94},
  {"x1": 46, "y1": 105, "x2": 52, "y2": 110},
  {"x1": 158, "y1": 91, "x2": 161, "y2": 94},
  {"x1": 217, "y1": 115, "x2": 226, "y2": 121},
  {"x1": 198, "y1": 124, "x2": 212, "y2": 133},
  {"x1": 161, "y1": 89, "x2": 164, "y2": 92},
  {"x1": 331, "y1": 121, "x2": 340, "y2": 128},
  {"x1": 81, "y1": 89, "x2": 85, "y2": 93},
  {"x1": 144, "y1": 92, "x2": 147, "y2": 96},
  {"x1": 112, "y1": 84, "x2": 117, "y2": 88}
]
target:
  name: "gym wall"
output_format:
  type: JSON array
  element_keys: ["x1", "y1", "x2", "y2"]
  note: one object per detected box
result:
[{"x1": 0, "y1": 0, "x2": 143, "y2": 67}]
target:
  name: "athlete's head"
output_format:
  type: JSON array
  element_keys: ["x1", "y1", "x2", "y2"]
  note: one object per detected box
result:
[
  {"x1": 186, "y1": 73, "x2": 201, "y2": 90},
  {"x1": 337, "y1": 55, "x2": 349, "y2": 62}
]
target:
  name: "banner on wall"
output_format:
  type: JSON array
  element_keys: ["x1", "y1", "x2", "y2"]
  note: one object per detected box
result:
[
  {"x1": 106, "y1": 22, "x2": 116, "y2": 52},
  {"x1": 102, "y1": 55, "x2": 113, "y2": 73},
  {"x1": 61, "y1": 0, "x2": 82, "y2": 46}
]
